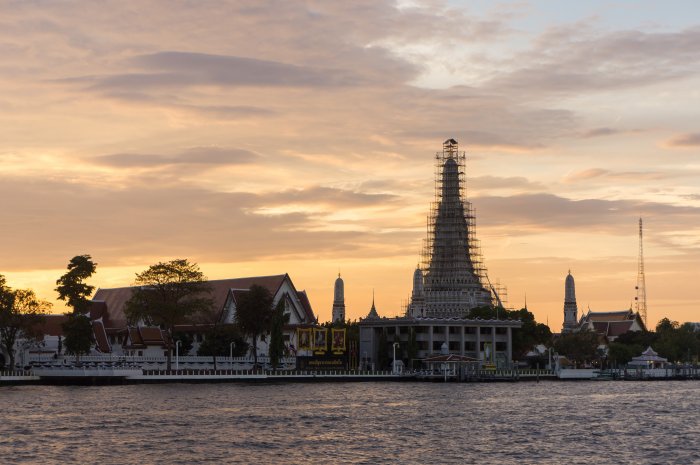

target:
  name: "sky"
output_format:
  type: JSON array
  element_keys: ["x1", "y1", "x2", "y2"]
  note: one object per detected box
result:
[{"x1": 1, "y1": 0, "x2": 698, "y2": 330}]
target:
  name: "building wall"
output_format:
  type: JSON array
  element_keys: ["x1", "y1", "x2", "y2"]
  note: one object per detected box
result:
[{"x1": 359, "y1": 318, "x2": 519, "y2": 370}]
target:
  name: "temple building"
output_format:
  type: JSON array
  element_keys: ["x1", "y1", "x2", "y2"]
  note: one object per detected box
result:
[
  {"x1": 577, "y1": 309, "x2": 645, "y2": 341},
  {"x1": 560, "y1": 271, "x2": 646, "y2": 341},
  {"x1": 562, "y1": 271, "x2": 578, "y2": 333},
  {"x1": 331, "y1": 274, "x2": 345, "y2": 322},
  {"x1": 360, "y1": 140, "x2": 520, "y2": 369},
  {"x1": 407, "y1": 139, "x2": 492, "y2": 318}
]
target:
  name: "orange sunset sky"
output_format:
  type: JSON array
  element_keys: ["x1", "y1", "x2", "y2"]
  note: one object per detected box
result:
[{"x1": 1, "y1": 1, "x2": 698, "y2": 331}]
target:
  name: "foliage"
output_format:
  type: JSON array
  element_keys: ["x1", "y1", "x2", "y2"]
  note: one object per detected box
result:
[
  {"x1": 62, "y1": 313, "x2": 93, "y2": 361},
  {"x1": 234, "y1": 284, "x2": 274, "y2": 367},
  {"x1": 607, "y1": 342, "x2": 637, "y2": 365},
  {"x1": 0, "y1": 278, "x2": 50, "y2": 368},
  {"x1": 197, "y1": 325, "x2": 248, "y2": 357},
  {"x1": 268, "y1": 298, "x2": 289, "y2": 369},
  {"x1": 553, "y1": 330, "x2": 600, "y2": 366},
  {"x1": 55, "y1": 255, "x2": 97, "y2": 315},
  {"x1": 173, "y1": 332, "x2": 193, "y2": 356},
  {"x1": 654, "y1": 320, "x2": 699, "y2": 363},
  {"x1": 609, "y1": 318, "x2": 700, "y2": 364},
  {"x1": 124, "y1": 259, "x2": 212, "y2": 370}
]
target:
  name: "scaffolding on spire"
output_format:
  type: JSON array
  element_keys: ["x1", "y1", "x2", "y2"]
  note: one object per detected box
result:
[
  {"x1": 409, "y1": 139, "x2": 493, "y2": 318},
  {"x1": 634, "y1": 218, "x2": 648, "y2": 327}
]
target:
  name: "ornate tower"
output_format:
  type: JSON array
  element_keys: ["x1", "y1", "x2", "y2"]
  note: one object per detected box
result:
[
  {"x1": 409, "y1": 139, "x2": 492, "y2": 318},
  {"x1": 562, "y1": 270, "x2": 578, "y2": 333},
  {"x1": 332, "y1": 274, "x2": 345, "y2": 322}
]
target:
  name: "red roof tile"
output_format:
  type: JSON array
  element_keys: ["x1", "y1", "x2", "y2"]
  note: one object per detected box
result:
[{"x1": 39, "y1": 314, "x2": 69, "y2": 336}]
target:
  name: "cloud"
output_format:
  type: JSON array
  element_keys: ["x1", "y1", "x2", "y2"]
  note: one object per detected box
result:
[
  {"x1": 474, "y1": 193, "x2": 700, "y2": 236},
  {"x1": 469, "y1": 175, "x2": 545, "y2": 192},
  {"x1": 563, "y1": 169, "x2": 670, "y2": 184},
  {"x1": 0, "y1": 176, "x2": 413, "y2": 270},
  {"x1": 581, "y1": 127, "x2": 621, "y2": 138},
  {"x1": 90, "y1": 147, "x2": 260, "y2": 168},
  {"x1": 666, "y1": 132, "x2": 700, "y2": 147},
  {"x1": 263, "y1": 186, "x2": 397, "y2": 207},
  {"x1": 486, "y1": 26, "x2": 700, "y2": 95}
]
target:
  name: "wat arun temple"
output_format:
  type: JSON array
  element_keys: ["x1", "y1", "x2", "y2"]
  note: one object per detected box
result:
[
  {"x1": 406, "y1": 138, "x2": 494, "y2": 318},
  {"x1": 359, "y1": 139, "x2": 517, "y2": 368}
]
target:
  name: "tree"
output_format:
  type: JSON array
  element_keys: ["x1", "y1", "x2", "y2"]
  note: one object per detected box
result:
[
  {"x1": 173, "y1": 332, "x2": 193, "y2": 356},
  {"x1": 197, "y1": 325, "x2": 248, "y2": 359},
  {"x1": 62, "y1": 313, "x2": 93, "y2": 361},
  {"x1": 124, "y1": 259, "x2": 213, "y2": 371},
  {"x1": 55, "y1": 255, "x2": 97, "y2": 315},
  {"x1": 553, "y1": 330, "x2": 600, "y2": 367},
  {"x1": 56, "y1": 255, "x2": 97, "y2": 362},
  {"x1": 0, "y1": 278, "x2": 50, "y2": 369},
  {"x1": 268, "y1": 298, "x2": 289, "y2": 369},
  {"x1": 234, "y1": 284, "x2": 274, "y2": 368}
]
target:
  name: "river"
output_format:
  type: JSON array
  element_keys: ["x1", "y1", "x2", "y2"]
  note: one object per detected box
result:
[{"x1": 1, "y1": 380, "x2": 698, "y2": 464}]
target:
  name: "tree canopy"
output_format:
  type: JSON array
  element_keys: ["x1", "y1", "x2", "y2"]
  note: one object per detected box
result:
[
  {"x1": 124, "y1": 259, "x2": 212, "y2": 370},
  {"x1": 0, "y1": 277, "x2": 50, "y2": 369},
  {"x1": 55, "y1": 255, "x2": 97, "y2": 315},
  {"x1": 268, "y1": 298, "x2": 289, "y2": 369},
  {"x1": 62, "y1": 313, "x2": 93, "y2": 360},
  {"x1": 234, "y1": 284, "x2": 274, "y2": 367}
]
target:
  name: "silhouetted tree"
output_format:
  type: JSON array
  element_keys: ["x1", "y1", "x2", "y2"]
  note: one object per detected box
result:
[
  {"x1": 268, "y1": 299, "x2": 289, "y2": 369},
  {"x1": 62, "y1": 313, "x2": 93, "y2": 361},
  {"x1": 553, "y1": 329, "x2": 600, "y2": 367},
  {"x1": 235, "y1": 284, "x2": 274, "y2": 368},
  {"x1": 197, "y1": 325, "x2": 248, "y2": 367},
  {"x1": 0, "y1": 278, "x2": 50, "y2": 369},
  {"x1": 124, "y1": 259, "x2": 212, "y2": 371},
  {"x1": 55, "y1": 255, "x2": 97, "y2": 315},
  {"x1": 56, "y1": 255, "x2": 97, "y2": 363}
]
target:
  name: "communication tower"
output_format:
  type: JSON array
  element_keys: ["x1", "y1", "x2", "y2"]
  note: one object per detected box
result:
[{"x1": 634, "y1": 218, "x2": 648, "y2": 327}]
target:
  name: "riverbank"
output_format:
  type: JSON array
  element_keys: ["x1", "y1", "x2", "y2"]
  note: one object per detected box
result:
[{"x1": 3, "y1": 366, "x2": 699, "y2": 386}]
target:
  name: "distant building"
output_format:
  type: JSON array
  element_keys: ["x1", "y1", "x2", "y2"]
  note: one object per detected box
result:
[
  {"x1": 562, "y1": 271, "x2": 578, "y2": 333},
  {"x1": 21, "y1": 274, "x2": 317, "y2": 359},
  {"x1": 406, "y1": 139, "x2": 492, "y2": 318},
  {"x1": 361, "y1": 140, "x2": 518, "y2": 368},
  {"x1": 331, "y1": 274, "x2": 345, "y2": 322},
  {"x1": 577, "y1": 309, "x2": 646, "y2": 341}
]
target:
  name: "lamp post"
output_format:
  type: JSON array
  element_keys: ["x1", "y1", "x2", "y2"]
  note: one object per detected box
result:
[
  {"x1": 392, "y1": 342, "x2": 400, "y2": 375},
  {"x1": 175, "y1": 340, "x2": 181, "y2": 372},
  {"x1": 230, "y1": 341, "x2": 235, "y2": 369}
]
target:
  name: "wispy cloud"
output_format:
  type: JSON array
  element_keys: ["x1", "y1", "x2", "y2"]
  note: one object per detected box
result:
[
  {"x1": 89, "y1": 147, "x2": 261, "y2": 169},
  {"x1": 666, "y1": 132, "x2": 700, "y2": 147}
]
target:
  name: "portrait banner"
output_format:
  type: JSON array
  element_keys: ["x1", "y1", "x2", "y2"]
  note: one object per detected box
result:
[
  {"x1": 298, "y1": 328, "x2": 312, "y2": 350},
  {"x1": 313, "y1": 328, "x2": 327, "y2": 352},
  {"x1": 331, "y1": 328, "x2": 346, "y2": 353}
]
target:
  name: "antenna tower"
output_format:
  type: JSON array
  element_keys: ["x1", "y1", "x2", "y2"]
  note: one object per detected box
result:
[{"x1": 634, "y1": 218, "x2": 647, "y2": 327}]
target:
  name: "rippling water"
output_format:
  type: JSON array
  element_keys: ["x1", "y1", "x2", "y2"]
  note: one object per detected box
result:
[{"x1": 1, "y1": 381, "x2": 698, "y2": 464}]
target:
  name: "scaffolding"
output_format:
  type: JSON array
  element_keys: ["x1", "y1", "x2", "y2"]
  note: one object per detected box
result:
[{"x1": 412, "y1": 139, "x2": 493, "y2": 317}]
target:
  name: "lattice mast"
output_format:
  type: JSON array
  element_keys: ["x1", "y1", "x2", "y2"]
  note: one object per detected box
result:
[{"x1": 634, "y1": 218, "x2": 648, "y2": 327}]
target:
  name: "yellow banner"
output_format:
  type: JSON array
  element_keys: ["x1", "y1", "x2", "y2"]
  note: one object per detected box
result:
[
  {"x1": 313, "y1": 328, "x2": 327, "y2": 352},
  {"x1": 331, "y1": 328, "x2": 346, "y2": 353},
  {"x1": 297, "y1": 328, "x2": 312, "y2": 350}
]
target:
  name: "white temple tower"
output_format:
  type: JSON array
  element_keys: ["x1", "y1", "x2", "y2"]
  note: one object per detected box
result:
[
  {"x1": 562, "y1": 270, "x2": 578, "y2": 333},
  {"x1": 332, "y1": 274, "x2": 346, "y2": 322}
]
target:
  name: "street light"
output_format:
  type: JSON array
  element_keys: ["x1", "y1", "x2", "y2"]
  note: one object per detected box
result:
[
  {"x1": 392, "y1": 342, "x2": 400, "y2": 375},
  {"x1": 175, "y1": 340, "x2": 181, "y2": 372},
  {"x1": 230, "y1": 341, "x2": 235, "y2": 369}
]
